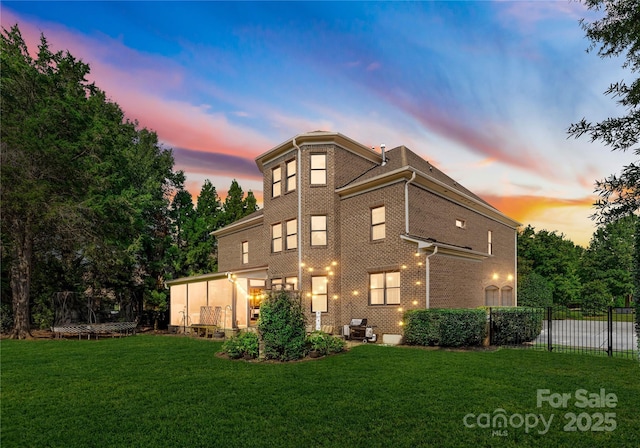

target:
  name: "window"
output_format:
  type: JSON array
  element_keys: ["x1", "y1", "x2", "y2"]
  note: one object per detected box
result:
[
  {"x1": 286, "y1": 219, "x2": 297, "y2": 250},
  {"x1": 501, "y1": 286, "x2": 513, "y2": 306},
  {"x1": 286, "y1": 159, "x2": 296, "y2": 192},
  {"x1": 371, "y1": 206, "x2": 385, "y2": 240},
  {"x1": 488, "y1": 230, "x2": 493, "y2": 255},
  {"x1": 456, "y1": 219, "x2": 466, "y2": 229},
  {"x1": 485, "y1": 285, "x2": 499, "y2": 306},
  {"x1": 272, "y1": 166, "x2": 282, "y2": 198},
  {"x1": 242, "y1": 241, "x2": 249, "y2": 264},
  {"x1": 369, "y1": 272, "x2": 400, "y2": 305},
  {"x1": 310, "y1": 154, "x2": 327, "y2": 185},
  {"x1": 311, "y1": 276, "x2": 328, "y2": 312},
  {"x1": 271, "y1": 278, "x2": 283, "y2": 290},
  {"x1": 271, "y1": 223, "x2": 282, "y2": 253},
  {"x1": 311, "y1": 215, "x2": 327, "y2": 246},
  {"x1": 285, "y1": 276, "x2": 298, "y2": 291}
]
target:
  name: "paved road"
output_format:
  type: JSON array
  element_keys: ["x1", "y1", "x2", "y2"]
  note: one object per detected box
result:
[{"x1": 534, "y1": 320, "x2": 638, "y2": 351}]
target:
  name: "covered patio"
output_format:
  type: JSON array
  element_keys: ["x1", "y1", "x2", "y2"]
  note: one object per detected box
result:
[{"x1": 167, "y1": 267, "x2": 268, "y2": 335}]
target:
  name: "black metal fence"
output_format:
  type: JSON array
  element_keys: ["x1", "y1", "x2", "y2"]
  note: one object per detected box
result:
[{"x1": 489, "y1": 306, "x2": 638, "y2": 360}]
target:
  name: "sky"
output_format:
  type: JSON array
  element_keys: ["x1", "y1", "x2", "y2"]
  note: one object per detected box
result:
[{"x1": 2, "y1": 1, "x2": 637, "y2": 247}]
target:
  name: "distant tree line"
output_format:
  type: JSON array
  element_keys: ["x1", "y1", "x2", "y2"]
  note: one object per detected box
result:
[
  {"x1": 0, "y1": 25, "x2": 257, "y2": 338},
  {"x1": 517, "y1": 216, "x2": 637, "y2": 313}
]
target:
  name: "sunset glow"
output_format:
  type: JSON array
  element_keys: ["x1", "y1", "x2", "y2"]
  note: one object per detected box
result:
[{"x1": 2, "y1": 1, "x2": 635, "y2": 247}]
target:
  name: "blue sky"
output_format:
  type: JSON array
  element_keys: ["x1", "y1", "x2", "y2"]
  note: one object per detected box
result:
[{"x1": 2, "y1": 1, "x2": 636, "y2": 246}]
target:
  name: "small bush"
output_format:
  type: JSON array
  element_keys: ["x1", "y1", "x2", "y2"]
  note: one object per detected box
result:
[
  {"x1": 403, "y1": 309, "x2": 486, "y2": 347},
  {"x1": 221, "y1": 331, "x2": 259, "y2": 359},
  {"x1": 491, "y1": 307, "x2": 544, "y2": 345},
  {"x1": 306, "y1": 331, "x2": 346, "y2": 356},
  {"x1": 258, "y1": 290, "x2": 307, "y2": 361}
]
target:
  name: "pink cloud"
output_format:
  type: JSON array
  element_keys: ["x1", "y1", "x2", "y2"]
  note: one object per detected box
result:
[{"x1": 1, "y1": 9, "x2": 273, "y2": 161}]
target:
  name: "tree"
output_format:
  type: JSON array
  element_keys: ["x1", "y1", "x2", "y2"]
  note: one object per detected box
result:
[
  {"x1": 517, "y1": 226, "x2": 584, "y2": 306},
  {"x1": 1, "y1": 25, "x2": 182, "y2": 337},
  {"x1": 167, "y1": 188, "x2": 195, "y2": 277},
  {"x1": 581, "y1": 215, "x2": 637, "y2": 306},
  {"x1": 517, "y1": 273, "x2": 553, "y2": 308},
  {"x1": 187, "y1": 180, "x2": 222, "y2": 274},
  {"x1": 568, "y1": 0, "x2": 640, "y2": 222},
  {"x1": 221, "y1": 180, "x2": 245, "y2": 226}
]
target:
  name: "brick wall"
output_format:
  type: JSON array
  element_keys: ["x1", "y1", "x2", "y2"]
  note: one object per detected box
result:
[{"x1": 217, "y1": 135, "x2": 518, "y2": 337}]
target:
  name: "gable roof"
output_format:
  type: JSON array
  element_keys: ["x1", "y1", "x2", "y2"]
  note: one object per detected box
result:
[
  {"x1": 340, "y1": 145, "x2": 490, "y2": 206},
  {"x1": 337, "y1": 145, "x2": 520, "y2": 228}
]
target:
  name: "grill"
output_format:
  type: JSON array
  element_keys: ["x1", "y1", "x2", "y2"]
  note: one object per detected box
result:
[{"x1": 343, "y1": 318, "x2": 377, "y2": 343}]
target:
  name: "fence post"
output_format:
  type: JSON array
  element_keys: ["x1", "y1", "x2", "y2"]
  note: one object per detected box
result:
[
  {"x1": 547, "y1": 306, "x2": 553, "y2": 352},
  {"x1": 607, "y1": 306, "x2": 613, "y2": 357}
]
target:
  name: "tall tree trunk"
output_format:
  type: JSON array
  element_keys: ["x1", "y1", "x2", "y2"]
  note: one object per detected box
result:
[{"x1": 10, "y1": 223, "x2": 32, "y2": 339}]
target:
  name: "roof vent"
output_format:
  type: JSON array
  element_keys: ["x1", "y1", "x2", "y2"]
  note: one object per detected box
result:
[{"x1": 381, "y1": 144, "x2": 386, "y2": 166}]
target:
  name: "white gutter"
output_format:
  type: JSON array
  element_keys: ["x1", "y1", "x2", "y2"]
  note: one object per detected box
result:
[
  {"x1": 293, "y1": 137, "x2": 302, "y2": 286},
  {"x1": 514, "y1": 230, "x2": 518, "y2": 306},
  {"x1": 425, "y1": 246, "x2": 438, "y2": 309},
  {"x1": 404, "y1": 170, "x2": 416, "y2": 234}
]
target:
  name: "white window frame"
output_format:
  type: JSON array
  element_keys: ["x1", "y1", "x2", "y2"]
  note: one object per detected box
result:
[
  {"x1": 310, "y1": 215, "x2": 327, "y2": 246},
  {"x1": 271, "y1": 223, "x2": 282, "y2": 253},
  {"x1": 286, "y1": 159, "x2": 296, "y2": 192},
  {"x1": 311, "y1": 276, "x2": 328, "y2": 312},
  {"x1": 286, "y1": 218, "x2": 297, "y2": 250},
  {"x1": 371, "y1": 205, "x2": 386, "y2": 241},
  {"x1": 242, "y1": 241, "x2": 249, "y2": 264},
  {"x1": 272, "y1": 166, "x2": 282, "y2": 198},
  {"x1": 310, "y1": 154, "x2": 327, "y2": 185},
  {"x1": 369, "y1": 271, "x2": 400, "y2": 305}
]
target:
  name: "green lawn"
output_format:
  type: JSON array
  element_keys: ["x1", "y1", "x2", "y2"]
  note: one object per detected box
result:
[{"x1": 2, "y1": 336, "x2": 638, "y2": 448}]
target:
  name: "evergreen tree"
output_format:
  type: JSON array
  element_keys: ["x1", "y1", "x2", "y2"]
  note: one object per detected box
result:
[
  {"x1": 1, "y1": 25, "x2": 182, "y2": 337},
  {"x1": 221, "y1": 180, "x2": 245, "y2": 226}
]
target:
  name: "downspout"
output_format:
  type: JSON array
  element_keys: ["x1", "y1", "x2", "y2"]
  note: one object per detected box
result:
[
  {"x1": 425, "y1": 246, "x2": 438, "y2": 309},
  {"x1": 226, "y1": 272, "x2": 237, "y2": 330},
  {"x1": 404, "y1": 170, "x2": 416, "y2": 234},
  {"x1": 293, "y1": 138, "x2": 302, "y2": 286},
  {"x1": 514, "y1": 230, "x2": 518, "y2": 306}
]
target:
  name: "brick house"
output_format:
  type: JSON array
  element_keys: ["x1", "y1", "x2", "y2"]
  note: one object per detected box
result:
[{"x1": 168, "y1": 131, "x2": 520, "y2": 340}]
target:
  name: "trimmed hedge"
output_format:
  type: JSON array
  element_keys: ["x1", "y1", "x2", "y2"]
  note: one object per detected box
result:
[
  {"x1": 490, "y1": 307, "x2": 544, "y2": 345},
  {"x1": 403, "y1": 309, "x2": 486, "y2": 347}
]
